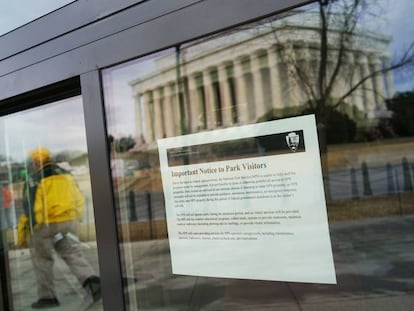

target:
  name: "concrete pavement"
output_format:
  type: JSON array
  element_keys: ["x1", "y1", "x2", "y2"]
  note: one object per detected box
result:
[{"x1": 7, "y1": 215, "x2": 414, "y2": 310}]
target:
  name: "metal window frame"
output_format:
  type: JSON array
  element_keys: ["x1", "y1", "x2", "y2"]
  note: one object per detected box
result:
[
  {"x1": 0, "y1": 0, "x2": 146, "y2": 60},
  {"x1": 0, "y1": 0, "x2": 313, "y2": 310}
]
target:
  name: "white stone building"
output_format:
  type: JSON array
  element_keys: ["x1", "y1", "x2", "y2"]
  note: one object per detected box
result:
[{"x1": 130, "y1": 10, "x2": 395, "y2": 148}]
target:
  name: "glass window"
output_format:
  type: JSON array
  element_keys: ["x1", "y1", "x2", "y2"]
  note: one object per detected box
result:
[
  {"x1": 0, "y1": 0, "x2": 75, "y2": 36},
  {"x1": 0, "y1": 96, "x2": 102, "y2": 310},
  {"x1": 103, "y1": 0, "x2": 414, "y2": 310}
]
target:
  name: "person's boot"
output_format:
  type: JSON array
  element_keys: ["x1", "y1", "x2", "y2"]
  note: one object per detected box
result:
[
  {"x1": 31, "y1": 297, "x2": 60, "y2": 309},
  {"x1": 83, "y1": 276, "x2": 101, "y2": 303}
]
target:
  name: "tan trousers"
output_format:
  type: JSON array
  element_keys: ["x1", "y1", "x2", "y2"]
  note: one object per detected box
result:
[{"x1": 30, "y1": 220, "x2": 96, "y2": 299}]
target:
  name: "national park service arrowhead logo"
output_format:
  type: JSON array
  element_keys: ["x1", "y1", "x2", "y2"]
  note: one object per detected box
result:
[{"x1": 286, "y1": 132, "x2": 300, "y2": 152}]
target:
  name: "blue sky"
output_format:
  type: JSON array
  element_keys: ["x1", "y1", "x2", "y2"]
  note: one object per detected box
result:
[{"x1": 385, "y1": 0, "x2": 414, "y2": 92}]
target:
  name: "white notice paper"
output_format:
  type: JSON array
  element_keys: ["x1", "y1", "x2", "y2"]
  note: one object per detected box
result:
[{"x1": 157, "y1": 115, "x2": 336, "y2": 284}]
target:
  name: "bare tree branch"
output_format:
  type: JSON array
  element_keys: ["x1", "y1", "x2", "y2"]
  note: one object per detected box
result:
[
  {"x1": 318, "y1": 0, "x2": 328, "y2": 104},
  {"x1": 268, "y1": 22, "x2": 317, "y2": 106},
  {"x1": 262, "y1": 0, "x2": 413, "y2": 126},
  {"x1": 324, "y1": 0, "x2": 360, "y2": 101}
]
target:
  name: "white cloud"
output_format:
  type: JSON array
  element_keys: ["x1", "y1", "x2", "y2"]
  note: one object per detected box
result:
[{"x1": 2, "y1": 96, "x2": 88, "y2": 162}]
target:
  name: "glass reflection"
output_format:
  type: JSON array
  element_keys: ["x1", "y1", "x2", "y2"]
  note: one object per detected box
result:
[
  {"x1": 0, "y1": 0, "x2": 75, "y2": 36},
  {"x1": 103, "y1": 0, "x2": 414, "y2": 310},
  {"x1": 0, "y1": 97, "x2": 102, "y2": 310}
]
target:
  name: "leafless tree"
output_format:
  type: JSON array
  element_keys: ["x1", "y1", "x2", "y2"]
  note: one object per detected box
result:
[
  {"x1": 265, "y1": 0, "x2": 414, "y2": 126},
  {"x1": 255, "y1": 0, "x2": 414, "y2": 200}
]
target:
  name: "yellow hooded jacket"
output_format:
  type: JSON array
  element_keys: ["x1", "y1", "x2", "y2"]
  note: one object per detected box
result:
[
  {"x1": 17, "y1": 161, "x2": 85, "y2": 246},
  {"x1": 17, "y1": 163, "x2": 85, "y2": 246},
  {"x1": 33, "y1": 169, "x2": 85, "y2": 225},
  {"x1": 20, "y1": 162, "x2": 85, "y2": 227}
]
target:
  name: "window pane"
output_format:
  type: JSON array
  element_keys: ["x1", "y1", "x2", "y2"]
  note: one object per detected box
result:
[
  {"x1": 0, "y1": 0, "x2": 75, "y2": 36},
  {"x1": 103, "y1": 1, "x2": 414, "y2": 310},
  {"x1": 0, "y1": 96, "x2": 102, "y2": 310}
]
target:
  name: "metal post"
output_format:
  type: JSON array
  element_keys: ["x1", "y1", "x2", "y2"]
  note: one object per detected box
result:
[
  {"x1": 128, "y1": 191, "x2": 137, "y2": 222},
  {"x1": 386, "y1": 162, "x2": 395, "y2": 194},
  {"x1": 350, "y1": 167, "x2": 359, "y2": 198},
  {"x1": 362, "y1": 161, "x2": 372, "y2": 196},
  {"x1": 395, "y1": 169, "x2": 402, "y2": 216},
  {"x1": 146, "y1": 191, "x2": 153, "y2": 239}
]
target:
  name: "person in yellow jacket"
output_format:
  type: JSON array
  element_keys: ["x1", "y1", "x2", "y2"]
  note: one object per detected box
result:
[{"x1": 17, "y1": 147, "x2": 101, "y2": 309}]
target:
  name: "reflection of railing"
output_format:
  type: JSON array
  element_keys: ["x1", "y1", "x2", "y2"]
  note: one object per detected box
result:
[
  {"x1": 121, "y1": 157, "x2": 414, "y2": 241},
  {"x1": 328, "y1": 157, "x2": 414, "y2": 201},
  {"x1": 126, "y1": 191, "x2": 166, "y2": 222},
  {"x1": 118, "y1": 191, "x2": 167, "y2": 241}
]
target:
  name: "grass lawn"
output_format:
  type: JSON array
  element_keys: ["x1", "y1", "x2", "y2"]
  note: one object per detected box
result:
[{"x1": 327, "y1": 193, "x2": 414, "y2": 221}]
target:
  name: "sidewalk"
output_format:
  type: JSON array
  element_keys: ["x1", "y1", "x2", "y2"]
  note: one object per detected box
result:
[
  {"x1": 8, "y1": 243, "x2": 102, "y2": 310},
  {"x1": 7, "y1": 215, "x2": 414, "y2": 310}
]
